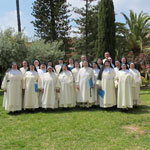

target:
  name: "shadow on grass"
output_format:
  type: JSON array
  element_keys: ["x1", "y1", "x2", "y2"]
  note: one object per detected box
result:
[{"x1": 7, "y1": 104, "x2": 150, "y2": 116}]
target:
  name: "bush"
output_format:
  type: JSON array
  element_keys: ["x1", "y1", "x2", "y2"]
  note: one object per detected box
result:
[{"x1": 26, "y1": 40, "x2": 65, "y2": 64}]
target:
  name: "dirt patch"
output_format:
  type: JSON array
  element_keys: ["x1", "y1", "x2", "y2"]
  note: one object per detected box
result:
[{"x1": 123, "y1": 125, "x2": 146, "y2": 137}]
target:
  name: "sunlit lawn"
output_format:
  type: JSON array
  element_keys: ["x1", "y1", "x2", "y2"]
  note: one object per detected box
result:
[{"x1": 0, "y1": 88, "x2": 150, "y2": 150}]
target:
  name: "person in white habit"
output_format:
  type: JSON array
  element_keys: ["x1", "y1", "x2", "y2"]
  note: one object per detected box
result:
[
  {"x1": 34, "y1": 59, "x2": 40, "y2": 70},
  {"x1": 41, "y1": 66, "x2": 58, "y2": 109},
  {"x1": 97, "y1": 60, "x2": 116, "y2": 108},
  {"x1": 114, "y1": 60, "x2": 121, "y2": 74},
  {"x1": 1, "y1": 62, "x2": 23, "y2": 112},
  {"x1": 20, "y1": 60, "x2": 28, "y2": 76},
  {"x1": 72, "y1": 61, "x2": 80, "y2": 102},
  {"x1": 23, "y1": 64, "x2": 41, "y2": 110},
  {"x1": 76, "y1": 61, "x2": 95, "y2": 107},
  {"x1": 68, "y1": 58, "x2": 74, "y2": 71},
  {"x1": 129, "y1": 62, "x2": 141, "y2": 106},
  {"x1": 55, "y1": 59, "x2": 63, "y2": 74},
  {"x1": 116, "y1": 64, "x2": 135, "y2": 109},
  {"x1": 80, "y1": 55, "x2": 87, "y2": 68},
  {"x1": 37, "y1": 63, "x2": 47, "y2": 107},
  {"x1": 57, "y1": 64, "x2": 76, "y2": 108},
  {"x1": 92, "y1": 62, "x2": 100, "y2": 105},
  {"x1": 102, "y1": 52, "x2": 110, "y2": 63}
]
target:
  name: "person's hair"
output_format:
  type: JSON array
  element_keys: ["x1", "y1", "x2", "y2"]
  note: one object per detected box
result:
[
  {"x1": 21, "y1": 60, "x2": 29, "y2": 68},
  {"x1": 92, "y1": 62, "x2": 98, "y2": 68},
  {"x1": 59, "y1": 64, "x2": 71, "y2": 74},
  {"x1": 40, "y1": 63, "x2": 47, "y2": 69},
  {"x1": 33, "y1": 59, "x2": 40, "y2": 66},
  {"x1": 98, "y1": 60, "x2": 112, "y2": 80},
  {"x1": 120, "y1": 63, "x2": 129, "y2": 70},
  {"x1": 74, "y1": 61, "x2": 80, "y2": 68},
  {"x1": 27, "y1": 64, "x2": 37, "y2": 72},
  {"x1": 47, "y1": 60, "x2": 55, "y2": 70}
]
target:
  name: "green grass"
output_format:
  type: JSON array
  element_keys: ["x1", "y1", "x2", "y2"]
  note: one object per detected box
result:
[{"x1": 0, "y1": 89, "x2": 150, "y2": 150}]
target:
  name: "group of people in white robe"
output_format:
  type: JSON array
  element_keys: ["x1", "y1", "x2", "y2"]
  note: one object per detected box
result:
[{"x1": 1, "y1": 52, "x2": 141, "y2": 112}]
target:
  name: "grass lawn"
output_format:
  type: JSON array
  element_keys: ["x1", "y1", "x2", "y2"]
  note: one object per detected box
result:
[{"x1": 0, "y1": 89, "x2": 150, "y2": 150}]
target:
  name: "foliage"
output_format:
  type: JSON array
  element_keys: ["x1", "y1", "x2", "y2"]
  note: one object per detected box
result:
[
  {"x1": 0, "y1": 89, "x2": 150, "y2": 149},
  {"x1": 73, "y1": 1, "x2": 98, "y2": 61},
  {"x1": 0, "y1": 28, "x2": 28, "y2": 72},
  {"x1": 118, "y1": 10, "x2": 150, "y2": 53},
  {"x1": 98, "y1": 0, "x2": 116, "y2": 60},
  {"x1": 31, "y1": 0, "x2": 72, "y2": 54},
  {"x1": 27, "y1": 40, "x2": 65, "y2": 64}
]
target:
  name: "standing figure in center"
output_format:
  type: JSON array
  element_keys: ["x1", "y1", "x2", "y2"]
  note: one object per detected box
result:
[
  {"x1": 76, "y1": 61, "x2": 95, "y2": 107},
  {"x1": 57, "y1": 64, "x2": 76, "y2": 108},
  {"x1": 41, "y1": 66, "x2": 58, "y2": 109},
  {"x1": 97, "y1": 60, "x2": 116, "y2": 108}
]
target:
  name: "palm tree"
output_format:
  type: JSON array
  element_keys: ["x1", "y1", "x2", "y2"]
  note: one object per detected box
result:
[
  {"x1": 117, "y1": 10, "x2": 150, "y2": 54},
  {"x1": 16, "y1": 0, "x2": 21, "y2": 32}
]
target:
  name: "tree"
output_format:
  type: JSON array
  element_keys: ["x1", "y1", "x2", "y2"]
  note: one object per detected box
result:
[
  {"x1": 97, "y1": 0, "x2": 116, "y2": 60},
  {"x1": 118, "y1": 10, "x2": 150, "y2": 54},
  {"x1": 31, "y1": 0, "x2": 71, "y2": 54},
  {"x1": 16, "y1": 0, "x2": 21, "y2": 32},
  {"x1": 0, "y1": 28, "x2": 28, "y2": 84},
  {"x1": 73, "y1": 1, "x2": 98, "y2": 60},
  {"x1": 26, "y1": 40, "x2": 65, "y2": 64}
]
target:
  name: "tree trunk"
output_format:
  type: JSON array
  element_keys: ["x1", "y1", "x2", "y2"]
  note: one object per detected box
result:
[{"x1": 16, "y1": 0, "x2": 21, "y2": 32}]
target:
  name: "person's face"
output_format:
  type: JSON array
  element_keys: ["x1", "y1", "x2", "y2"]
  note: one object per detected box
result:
[
  {"x1": 69, "y1": 59, "x2": 73, "y2": 64},
  {"x1": 81, "y1": 56, "x2": 86, "y2": 61},
  {"x1": 83, "y1": 62, "x2": 88, "y2": 67},
  {"x1": 48, "y1": 68, "x2": 52, "y2": 72},
  {"x1": 34, "y1": 60, "x2": 39, "y2": 66},
  {"x1": 23, "y1": 61, "x2": 27, "y2": 68},
  {"x1": 115, "y1": 62, "x2": 120, "y2": 67},
  {"x1": 62, "y1": 66, "x2": 67, "y2": 71},
  {"x1": 30, "y1": 65, "x2": 34, "y2": 71},
  {"x1": 75, "y1": 63, "x2": 79, "y2": 68},
  {"x1": 122, "y1": 65, "x2": 126, "y2": 70},
  {"x1": 121, "y1": 58, "x2": 126, "y2": 63},
  {"x1": 130, "y1": 64, "x2": 135, "y2": 69},
  {"x1": 48, "y1": 62, "x2": 52, "y2": 66},
  {"x1": 105, "y1": 52, "x2": 109, "y2": 58},
  {"x1": 141, "y1": 64, "x2": 146, "y2": 69},
  {"x1": 41, "y1": 64, "x2": 46, "y2": 70},
  {"x1": 12, "y1": 64, "x2": 17, "y2": 70},
  {"x1": 59, "y1": 60, "x2": 63, "y2": 64},
  {"x1": 105, "y1": 62, "x2": 110, "y2": 67},
  {"x1": 97, "y1": 59, "x2": 102, "y2": 65},
  {"x1": 93, "y1": 63, "x2": 97, "y2": 69}
]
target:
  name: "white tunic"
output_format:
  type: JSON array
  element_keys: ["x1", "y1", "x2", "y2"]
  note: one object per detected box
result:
[
  {"x1": 20, "y1": 67, "x2": 28, "y2": 77},
  {"x1": 1, "y1": 69, "x2": 22, "y2": 112},
  {"x1": 37, "y1": 69, "x2": 46, "y2": 107},
  {"x1": 97, "y1": 68, "x2": 116, "y2": 108},
  {"x1": 76, "y1": 67, "x2": 95, "y2": 105},
  {"x1": 116, "y1": 70, "x2": 135, "y2": 108},
  {"x1": 129, "y1": 69, "x2": 141, "y2": 105},
  {"x1": 57, "y1": 70, "x2": 76, "y2": 108},
  {"x1": 41, "y1": 72, "x2": 58, "y2": 108},
  {"x1": 72, "y1": 68, "x2": 80, "y2": 102},
  {"x1": 93, "y1": 68, "x2": 100, "y2": 105},
  {"x1": 55, "y1": 64, "x2": 63, "y2": 74},
  {"x1": 23, "y1": 71, "x2": 40, "y2": 109}
]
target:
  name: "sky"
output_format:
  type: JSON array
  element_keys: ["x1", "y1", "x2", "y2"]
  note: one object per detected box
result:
[{"x1": 0, "y1": 0, "x2": 150, "y2": 38}]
